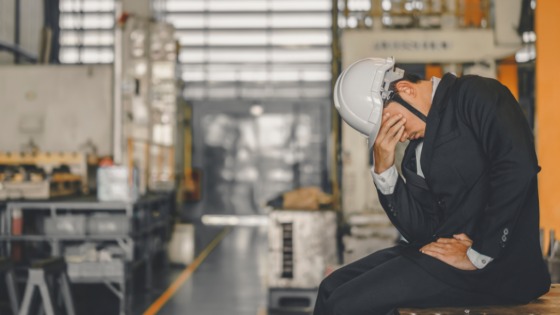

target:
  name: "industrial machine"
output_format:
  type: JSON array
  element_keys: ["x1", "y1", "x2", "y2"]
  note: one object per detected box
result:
[
  {"x1": 116, "y1": 16, "x2": 180, "y2": 194},
  {"x1": 337, "y1": 0, "x2": 525, "y2": 216},
  {"x1": 0, "y1": 18, "x2": 181, "y2": 198},
  {"x1": 0, "y1": 15, "x2": 181, "y2": 315}
]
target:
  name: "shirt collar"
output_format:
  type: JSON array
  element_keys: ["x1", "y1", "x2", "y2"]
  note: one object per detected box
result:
[{"x1": 431, "y1": 76, "x2": 441, "y2": 102}]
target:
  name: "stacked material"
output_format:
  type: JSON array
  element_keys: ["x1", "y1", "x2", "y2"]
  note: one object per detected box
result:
[
  {"x1": 343, "y1": 213, "x2": 399, "y2": 264},
  {"x1": 64, "y1": 242, "x2": 127, "y2": 279},
  {"x1": 268, "y1": 210, "x2": 337, "y2": 289}
]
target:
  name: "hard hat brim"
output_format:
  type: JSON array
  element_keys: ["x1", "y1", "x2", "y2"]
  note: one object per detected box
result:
[{"x1": 367, "y1": 114, "x2": 381, "y2": 169}]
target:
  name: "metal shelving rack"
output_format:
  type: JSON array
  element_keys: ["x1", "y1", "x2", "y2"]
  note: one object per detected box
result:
[{"x1": 0, "y1": 194, "x2": 173, "y2": 315}]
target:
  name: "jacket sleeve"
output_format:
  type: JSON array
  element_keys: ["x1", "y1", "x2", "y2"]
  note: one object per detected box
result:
[
  {"x1": 375, "y1": 171, "x2": 441, "y2": 244},
  {"x1": 459, "y1": 77, "x2": 540, "y2": 258}
]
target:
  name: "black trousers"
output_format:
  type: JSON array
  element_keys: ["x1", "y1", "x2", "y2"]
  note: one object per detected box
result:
[{"x1": 313, "y1": 246, "x2": 504, "y2": 315}]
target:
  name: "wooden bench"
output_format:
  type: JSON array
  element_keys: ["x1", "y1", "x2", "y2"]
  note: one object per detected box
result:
[{"x1": 398, "y1": 285, "x2": 560, "y2": 315}]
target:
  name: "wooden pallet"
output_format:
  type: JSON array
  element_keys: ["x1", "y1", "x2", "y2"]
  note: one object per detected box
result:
[{"x1": 398, "y1": 284, "x2": 560, "y2": 315}]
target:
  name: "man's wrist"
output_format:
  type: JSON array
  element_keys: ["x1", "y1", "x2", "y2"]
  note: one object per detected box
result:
[
  {"x1": 466, "y1": 246, "x2": 494, "y2": 269},
  {"x1": 371, "y1": 165, "x2": 398, "y2": 195},
  {"x1": 374, "y1": 165, "x2": 390, "y2": 174}
]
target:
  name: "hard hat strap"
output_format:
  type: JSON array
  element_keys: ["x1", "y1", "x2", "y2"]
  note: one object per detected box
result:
[{"x1": 392, "y1": 94, "x2": 427, "y2": 122}]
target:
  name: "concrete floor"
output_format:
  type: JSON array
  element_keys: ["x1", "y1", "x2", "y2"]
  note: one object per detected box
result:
[
  {"x1": 157, "y1": 225, "x2": 269, "y2": 315},
  {"x1": 9, "y1": 222, "x2": 311, "y2": 315}
]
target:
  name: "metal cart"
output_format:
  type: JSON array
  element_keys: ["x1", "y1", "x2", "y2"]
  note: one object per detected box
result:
[{"x1": 0, "y1": 194, "x2": 173, "y2": 315}]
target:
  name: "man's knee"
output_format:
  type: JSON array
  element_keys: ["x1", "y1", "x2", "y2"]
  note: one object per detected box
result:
[
  {"x1": 320, "y1": 265, "x2": 352, "y2": 294},
  {"x1": 323, "y1": 293, "x2": 340, "y2": 315},
  {"x1": 318, "y1": 273, "x2": 337, "y2": 298},
  {"x1": 324, "y1": 290, "x2": 359, "y2": 315}
]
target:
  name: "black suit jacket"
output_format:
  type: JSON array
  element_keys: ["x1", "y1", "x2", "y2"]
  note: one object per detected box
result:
[{"x1": 377, "y1": 73, "x2": 551, "y2": 303}]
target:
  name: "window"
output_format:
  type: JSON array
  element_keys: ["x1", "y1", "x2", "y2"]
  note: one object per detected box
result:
[
  {"x1": 154, "y1": 0, "x2": 334, "y2": 100},
  {"x1": 59, "y1": 0, "x2": 115, "y2": 64}
]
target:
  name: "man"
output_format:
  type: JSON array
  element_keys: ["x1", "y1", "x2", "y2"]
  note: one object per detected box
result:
[{"x1": 314, "y1": 58, "x2": 550, "y2": 315}]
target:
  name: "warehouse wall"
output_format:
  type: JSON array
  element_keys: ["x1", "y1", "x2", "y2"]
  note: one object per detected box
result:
[{"x1": 0, "y1": 0, "x2": 43, "y2": 64}]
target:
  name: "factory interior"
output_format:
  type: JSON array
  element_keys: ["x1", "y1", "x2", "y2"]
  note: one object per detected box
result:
[{"x1": 0, "y1": 0, "x2": 559, "y2": 314}]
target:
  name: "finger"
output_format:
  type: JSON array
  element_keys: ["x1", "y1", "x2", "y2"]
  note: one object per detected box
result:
[
  {"x1": 421, "y1": 242, "x2": 449, "y2": 252},
  {"x1": 453, "y1": 233, "x2": 473, "y2": 242},
  {"x1": 419, "y1": 244, "x2": 431, "y2": 252},
  {"x1": 422, "y1": 250, "x2": 446, "y2": 262},
  {"x1": 395, "y1": 126, "x2": 407, "y2": 146},
  {"x1": 382, "y1": 112, "x2": 390, "y2": 123},
  {"x1": 436, "y1": 238, "x2": 457, "y2": 244},
  {"x1": 384, "y1": 119, "x2": 406, "y2": 144},
  {"x1": 375, "y1": 117, "x2": 402, "y2": 147},
  {"x1": 386, "y1": 114, "x2": 402, "y2": 127},
  {"x1": 400, "y1": 130, "x2": 409, "y2": 142},
  {"x1": 421, "y1": 241, "x2": 438, "y2": 248},
  {"x1": 429, "y1": 243, "x2": 449, "y2": 250},
  {"x1": 384, "y1": 125, "x2": 405, "y2": 148},
  {"x1": 374, "y1": 125, "x2": 386, "y2": 145},
  {"x1": 421, "y1": 243, "x2": 448, "y2": 255},
  {"x1": 391, "y1": 125, "x2": 406, "y2": 146},
  {"x1": 456, "y1": 240, "x2": 473, "y2": 248},
  {"x1": 388, "y1": 118, "x2": 406, "y2": 137},
  {"x1": 377, "y1": 114, "x2": 403, "y2": 141},
  {"x1": 453, "y1": 233, "x2": 473, "y2": 246},
  {"x1": 378, "y1": 114, "x2": 390, "y2": 133}
]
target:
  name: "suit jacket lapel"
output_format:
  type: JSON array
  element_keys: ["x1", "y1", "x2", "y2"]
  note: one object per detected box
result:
[
  {"x1": 401, "y1": 140, "x2": 430, "y2": 190},
  {"x1": 420, "y1": 115, "x2": 439, "y2": 181},
  {"x1": 402, "y1": 139, "x2": 417, "y2": 171},
  {"x1": 419, "y1": 73, "x2": 457, "y2": 184}
]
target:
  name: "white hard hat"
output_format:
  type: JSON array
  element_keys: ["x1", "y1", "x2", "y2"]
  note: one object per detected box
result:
[{"x1": 334, "y1": 57, "x2": 404, "y2": 150}]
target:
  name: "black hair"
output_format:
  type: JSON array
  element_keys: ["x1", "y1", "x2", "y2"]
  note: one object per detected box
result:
[
  {"x1": 384, "y1": 71, "x2": 423, "y2": 107},
  {"x1": 388, "y1": 71, "x2": 423, "y2": 92}
]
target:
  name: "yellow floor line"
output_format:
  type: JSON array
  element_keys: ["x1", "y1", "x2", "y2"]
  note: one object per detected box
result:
[{"x1": 143, "y1": 227, "x2": 232, "y2": 315}]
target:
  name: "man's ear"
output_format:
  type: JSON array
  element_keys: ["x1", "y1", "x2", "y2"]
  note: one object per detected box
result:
[{"x1": 395, "y1": 81, "x2": 416, "y2": 97}]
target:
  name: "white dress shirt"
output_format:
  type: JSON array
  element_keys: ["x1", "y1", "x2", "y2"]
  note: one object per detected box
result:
[{"x1": 370, "y1": 77, "x2": 493, "y2": 269}]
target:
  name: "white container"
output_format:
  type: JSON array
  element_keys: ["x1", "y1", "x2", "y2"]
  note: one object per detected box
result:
[
  {"x1": 168, "y1": 223, "x2": 195, "y2": 266},
  {"x1": 87, "y1": 214, "x2": 130, "y2": 235},
  {"x1": 44, "y1": 215, "x2": 87, "y2": 236},
  {"x1": 67, "y1": 261, "x2": 125, "y2": 280},
  {"x1": 97, "y1": 166, "x2": 139, "y2": 202}
]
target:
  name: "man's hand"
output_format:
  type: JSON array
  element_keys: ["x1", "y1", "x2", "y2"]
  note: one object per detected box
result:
[
  {"x1": 374, "y1": 113, "x2": 407, "y2": 174},
  {"x1": 420, "y1": 233, "x2": 477, "y2": 271}
]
